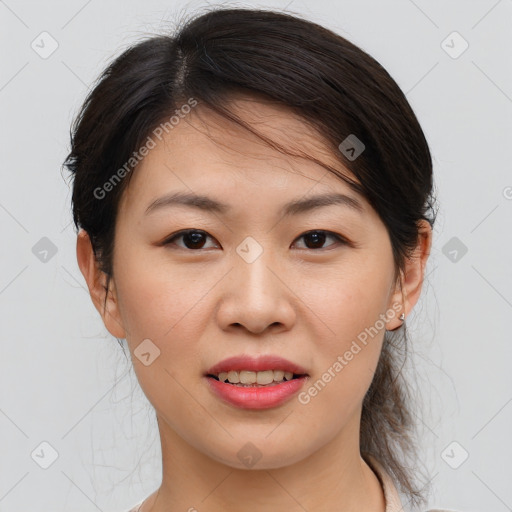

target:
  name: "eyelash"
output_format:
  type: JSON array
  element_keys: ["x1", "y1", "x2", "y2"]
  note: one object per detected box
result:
[{"x1": 162, "y1": 229, "x2": 350, "y2": 252}]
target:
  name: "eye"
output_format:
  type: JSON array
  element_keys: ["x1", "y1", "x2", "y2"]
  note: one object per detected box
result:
[
  {"x1": 293, "y1": 230, "x2": 347, "y2": 250},
  {"x1": 163, "y1": 229, "x2": 218, "y2": 250},
  {"x1": 162, "y1": 229, "x2": 348, "y2": 251}
]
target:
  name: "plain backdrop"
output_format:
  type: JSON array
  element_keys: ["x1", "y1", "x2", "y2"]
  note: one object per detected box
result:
[{"x1": 1, "y1": 0, "x2": 511, "y2": 511}]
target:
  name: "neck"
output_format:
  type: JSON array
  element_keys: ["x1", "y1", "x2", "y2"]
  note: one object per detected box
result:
[{"x1": 140, "y1": 412, "x2": 385, "y2": 512}]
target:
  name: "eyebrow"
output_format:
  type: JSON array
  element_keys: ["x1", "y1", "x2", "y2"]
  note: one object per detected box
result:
[{"x1": 144, "y1": 190, "x2": 365, "y2": 217}]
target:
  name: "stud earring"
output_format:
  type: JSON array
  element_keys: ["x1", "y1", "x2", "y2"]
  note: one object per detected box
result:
[{"x1": 386, "y1": 311, "x2": 405, "y2": 332}]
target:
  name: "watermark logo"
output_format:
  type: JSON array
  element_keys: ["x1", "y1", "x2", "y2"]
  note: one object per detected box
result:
[
  {"x1": 31, "y1": 441, "x2": 59, "y2": 469},
  {"x1": 236, "y1": 236, "x2": 264, "y2": 264},
  {"x1": 441, "y1": 441, "x2": 469, "y2": 469},
  {"x1": 442, "y1": 236, "x2": 468, "y2": 263},
  {"x1": 338, "y1": 134, "x2": 365, "y2": 161},
  {"x1": 31, "y1": 31, "x2": 59, "y2": 59},
  {"x1": 441, "y1": 31, "x2": 469, "y2": 60},
  {"x1": 134, "y1": 338, "x2": 161, "y2": 366},
  {"x1": 32, "y1": 236, "x2": 58, "y2": 263},
  {"x1": 237, "y1": 441, "x2": 263, "y2": 468}
]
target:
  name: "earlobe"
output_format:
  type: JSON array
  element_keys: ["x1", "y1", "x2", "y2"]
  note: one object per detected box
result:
[
  {"x1": 76, "y1": 229, "x2": 127, "y2": 339},
  {"x1": 385, "y1": 272, "x2": 406, "y2": 331},
  {"x1": 386, "y1": 220, "x2": 433, "y2": 331}
]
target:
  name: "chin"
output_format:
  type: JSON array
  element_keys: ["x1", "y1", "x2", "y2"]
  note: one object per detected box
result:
[{"x1": 204, "y1": 435, "x2": 313, "y2": 471}]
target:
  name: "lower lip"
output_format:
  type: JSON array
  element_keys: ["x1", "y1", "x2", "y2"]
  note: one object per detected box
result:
[{"x1": 205, "y1": 376, "x2": 308, "y2": 409}]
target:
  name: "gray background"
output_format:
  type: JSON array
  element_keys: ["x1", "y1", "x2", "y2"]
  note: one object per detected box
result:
[{"x1": 1, "y1": 0, "x2": 511, "y2": 511}]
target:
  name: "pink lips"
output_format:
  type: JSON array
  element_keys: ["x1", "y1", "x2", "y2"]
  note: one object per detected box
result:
[
  {"x1": 205, "y1": 354, "x2": 309, "y2": 410},
  {"x1": 206, "y1": 354, "x2": 308, "y2": 375}
]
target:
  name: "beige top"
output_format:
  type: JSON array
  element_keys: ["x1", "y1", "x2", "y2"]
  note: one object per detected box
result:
[
  {"x1": 126, "y1": 456, "x2": 457, "y2": 512},
  {"x1": 365, "y1": 454, "x2": 405, "y2": 511},
  {"x1": 365, "y1": 454, "x2": 457, "y2": 512}
]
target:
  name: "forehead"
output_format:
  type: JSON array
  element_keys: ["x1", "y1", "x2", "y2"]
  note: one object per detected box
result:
[{"x1": 119, "y1": 95, "x2": 364, "y2": 214}]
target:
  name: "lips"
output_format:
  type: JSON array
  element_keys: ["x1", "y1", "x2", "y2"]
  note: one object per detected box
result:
[
  {"x1": 204, "y1": 355, "x2": 310, "y2": 409},
  {"x1": 205, "y1": 354, "x2": 309, "y2": 376}
]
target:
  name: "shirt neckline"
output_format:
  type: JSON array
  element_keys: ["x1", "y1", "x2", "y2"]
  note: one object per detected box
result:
[{"x1": 364, "y1": 454, "x2": 405, "y2": 512}]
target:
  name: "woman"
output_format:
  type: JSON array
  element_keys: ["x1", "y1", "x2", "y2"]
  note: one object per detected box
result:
[{"x1": 64, "y1": 6, "x2": 456, "y2": 512}]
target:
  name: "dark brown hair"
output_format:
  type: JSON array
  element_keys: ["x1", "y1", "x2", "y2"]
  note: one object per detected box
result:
[{"x1": 63, "y1": 6, "x2": 436, "y2": 509}]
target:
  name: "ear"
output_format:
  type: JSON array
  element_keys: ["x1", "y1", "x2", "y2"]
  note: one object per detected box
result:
[
  {"x1": 385, "y1": 219, "x2": 433, "y2": 330},
  {"x1": 76, "y1": 229, "x2": 126, "y2": 339}
]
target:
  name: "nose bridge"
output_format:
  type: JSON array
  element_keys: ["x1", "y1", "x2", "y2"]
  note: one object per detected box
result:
[{"x1": 233, "y1": 234, "x2": 279, "y2": 300}]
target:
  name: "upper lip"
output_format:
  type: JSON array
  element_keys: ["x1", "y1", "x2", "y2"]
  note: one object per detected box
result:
[{"x1": 206, "y1": 355, "x2": 308, "y2": 375}]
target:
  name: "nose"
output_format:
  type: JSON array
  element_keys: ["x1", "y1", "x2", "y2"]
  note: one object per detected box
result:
[{"x1": 215, "y1": 245, "x2": 297, "y2": 335}]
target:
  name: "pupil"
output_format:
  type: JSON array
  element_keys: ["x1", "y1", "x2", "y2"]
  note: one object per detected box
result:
[
  {"x1": 185, "y1": 231, "x2": 205, "y2": 249},
  {"x1": 306, "y1": 231, "x2": 325, "y2": 249}
]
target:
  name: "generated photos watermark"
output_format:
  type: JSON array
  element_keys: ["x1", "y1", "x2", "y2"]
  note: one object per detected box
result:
[
  {"x1": 298, "y1": 301, "x2": 402, "y2": 405},
  {"x1": 93, "y1": 97, "x2": 198, "y2": 200}
]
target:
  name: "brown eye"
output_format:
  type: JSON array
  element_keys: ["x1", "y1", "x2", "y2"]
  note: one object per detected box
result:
[
  {"x1": 293, "y1": 230, "x2": 347, "y2": 250},
  {"x1": 164, "y1": 230, "x2": 218, "y2": 250}
]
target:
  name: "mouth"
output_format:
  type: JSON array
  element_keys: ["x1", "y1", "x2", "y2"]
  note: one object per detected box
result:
[
  {"x1": 204, "y1": 367, "x2": 310, "y2": 410},
  {"x1": 206, "y1": 370, "x2": 308, "y2": 387},
  {"x1": 205, "y1": 354, "x2": 309, "y2": 388}
]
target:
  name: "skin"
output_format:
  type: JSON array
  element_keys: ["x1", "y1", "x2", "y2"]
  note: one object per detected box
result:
[{"x1": 77, "y1": 95, "x2": 432, "y2": 512}]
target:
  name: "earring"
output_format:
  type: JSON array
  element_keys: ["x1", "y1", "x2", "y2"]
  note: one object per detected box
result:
[{"x1": 386, "y1": 311, "x2": 405, "y2": 332}]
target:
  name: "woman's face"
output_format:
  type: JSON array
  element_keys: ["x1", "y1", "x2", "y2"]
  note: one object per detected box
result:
[{"x1": 93, "y1": 97, "x2": 412, "y2": 469}]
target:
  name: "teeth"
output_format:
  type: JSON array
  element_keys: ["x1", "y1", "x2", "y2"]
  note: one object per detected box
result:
[
  {"x1": 227, "y1": 370, "x2": 239, "y2": 383},
  {"x1": 215, "y1": 370, "x2": 296, "y2": 385}
]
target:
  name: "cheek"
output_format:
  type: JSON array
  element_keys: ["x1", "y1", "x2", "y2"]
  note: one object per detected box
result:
[
  {"x1": 299, "y1": 343, "x2": 382, "y2": 440},
  {"x1": 113, "y1": 252, "x2": 214, "y2": 411},
  {"x1": 299, "y1": 254, "x2": 391, "y2": 406},
  {"x1": 305, "y1": 255, "x2": 392, "y2": 346},
  {"x1": 299, "y1": 289, "x2": 385, "y2": 427},
  {"x1": 113, "y1": 248, "x2": 215, "y2": 348}
]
